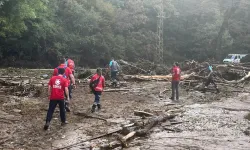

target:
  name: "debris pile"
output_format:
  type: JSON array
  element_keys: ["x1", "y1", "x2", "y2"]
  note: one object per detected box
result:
[
  {"x1": 120, "y1": 61, "x2": 250, "y2": 93},
  {"x1": 0, "y1": 69, "x2": 51, "y2": 97}
]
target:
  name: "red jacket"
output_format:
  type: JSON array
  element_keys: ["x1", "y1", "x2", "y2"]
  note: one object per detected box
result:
[
  {"x1": 48, "y1": 76, "x2": 69, "y2": 100},
  {"x1": 90, "y1": 74, "x2": 105, "y2": 91},
  {"x1": 172, "y1": 66, "x2": 181, "y2": 81}
]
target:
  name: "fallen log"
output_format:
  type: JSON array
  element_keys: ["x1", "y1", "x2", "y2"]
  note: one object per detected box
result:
[
  {"x1": 216, "y1": 107, "x2": 250, "y2": 112},
  {"x1": 0, "y1": 76, "x2": 30, "y2": 78},
  {"x1": 118, "y1": 59, "x2": 148, "y2": 73},
  {"x1": 164, "y1": 127, "x2": 182, "y2": 132},
  {"x1": 73, "y1": 111, "x2": 107, "y2": 122},
  {"x1": 104, "y1": 89, "x2": 130, "y2": 92},
  {"x1": 223, "y1": 71, "x2": 250, "y2": 84},
  {"x1": 0, "y1": 78, "x2": 30, "y2": 86},
  {"x1": 53, "y1": 127, "x2": 124, "y2": 150},
  {"x1": 100, "y1": 141, "x2": 121, "y2": 150},
  {"x1": 100, "y1": 114, "x2": 176, "y2": 149},
  {"x1": 134, "y1": 110, "x2": 154, "y2": 117},
  {"x1": 123, "y1": 72, "x2": 195, "y2": 81},
  {"x1": 56, "y1": 123, "x2": 137, "y2": 150},
  {"x1": 118, "y1": 131, "x2": 136, "y2": 147},
  {"x1": 230, "y1": 90, "x2": 250, "y2": 93},
  {"x1": 136, "y1": 114, "x2": 176, "y2": 136},
  {"x1": 218, "y1": 64, "x2": 250, "y2": 72}
]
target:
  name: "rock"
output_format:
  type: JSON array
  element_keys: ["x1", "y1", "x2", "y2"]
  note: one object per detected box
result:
[
  {"x1": 13, "y1": 109, "x2": 21, "y2": 113},
  {"x1": 243, "y1": 127, "x2": 250, "y2": 136},
  {"x1": 40, "y1": 74, "x2": 49, "y2": 79}
]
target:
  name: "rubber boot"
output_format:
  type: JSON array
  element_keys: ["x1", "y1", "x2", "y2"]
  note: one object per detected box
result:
[
  {"x1": 61, "y1": 121, "x2": 68, "y2": 126},
  {"x1": 97, "y1": 104, "x2": 101, "y2": 111},
  {"x1": 43, "y1": 122, "x2": 50, "y2": 130},
  {"x1": 91, "y1": 104, "x2": 96, "y2": 113}
]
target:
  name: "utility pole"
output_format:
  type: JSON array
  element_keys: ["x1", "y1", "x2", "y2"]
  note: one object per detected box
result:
[{"x1": 156, "y1": 0, "x2": 164, "y2": 64}]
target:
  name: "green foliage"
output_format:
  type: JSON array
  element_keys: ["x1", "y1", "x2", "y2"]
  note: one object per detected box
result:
[{"x1": 0, "y1": 0, "x2": 250, "y2": 68}]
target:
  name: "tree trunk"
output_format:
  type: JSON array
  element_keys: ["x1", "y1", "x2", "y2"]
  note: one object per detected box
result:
[{"x1": 214, "y1": 0, "x2": 241, "y2": 60}]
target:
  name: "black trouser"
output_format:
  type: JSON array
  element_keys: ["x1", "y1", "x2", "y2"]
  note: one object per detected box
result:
[
  {"x1": 45, "y1": 100, "x2": 66, "y2": 123},
  {"x1": 68, "y1": 84, "x2": 72, "y2": 99},
  {"x1": 205, "y1": 77, "x2": 217, "y2": 89},
  {"x1": 111, "y1": 71, "x2": 118, "y2": 81},
  {"x1": 171, "y1": 80, "x2": 179, "y2": 100}
]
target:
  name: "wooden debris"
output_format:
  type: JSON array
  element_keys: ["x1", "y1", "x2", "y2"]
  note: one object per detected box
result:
[
  {"x1": 118, "y1": 59, "x2": 148, "y2": 73},
  {"x1": 74, "y1": 111, "x2": 108, "y2": 122},
  {"x1": 123, "y1": 72, "x2": 195, "y2": 81},
  {"x1": 104, "y1": 89, "x2": 130, "y2": 92},
  {"x1": 134, "y1": 110, "x2": 154, "y2": 117},
  {"x1": 54, "y1": 127, "x2": 125, "y2": 150},
  {"x1": 100, "y1": 114, "x2": 176, "y2": 149},
  {"x1": 164, "y1": 127, "x2": 182, "y2": 132},
  {"x1": 136, "y1": 114, "x2": 176, "y2": 136}
]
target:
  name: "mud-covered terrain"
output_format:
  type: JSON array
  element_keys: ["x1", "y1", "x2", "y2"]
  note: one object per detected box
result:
[{"x1": 1, "y1": 72, "x2": 250, "y2": 150}]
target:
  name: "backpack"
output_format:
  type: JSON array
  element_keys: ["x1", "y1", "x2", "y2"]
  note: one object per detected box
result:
[
  {"x1": 57, "y1": 66, "x2": 67, "y2": 78},
  {"x1": 89, "y1": 75, "x2": 101, "y2": 92},
  {"x1": 111, "y1": 61, "x2": 120, "y2": 71}
]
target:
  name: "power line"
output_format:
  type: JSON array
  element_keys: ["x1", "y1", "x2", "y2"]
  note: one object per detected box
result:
[{"x1": 156, "y1": 0, "x2": 164, "y2": 64}]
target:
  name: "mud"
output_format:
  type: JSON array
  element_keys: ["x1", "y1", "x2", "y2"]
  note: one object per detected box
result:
[{"x1": 0, "y1": 79, "x2": 250, "y2": 150}]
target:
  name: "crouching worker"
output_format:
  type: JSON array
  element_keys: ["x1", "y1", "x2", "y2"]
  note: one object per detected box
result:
[
  {"x1": 203, "y1": 63, "x2": 219, "y2": 93},
  {"x1": 89, "y1": 68, "x2": 105, "y2": 113},
  {"x1": 44, "y1": 68, "x2": 69, "y2": 130}
]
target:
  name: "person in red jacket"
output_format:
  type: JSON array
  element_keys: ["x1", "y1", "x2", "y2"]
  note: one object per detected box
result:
[
  {"x1": 170, "y1": 62, "x2": 181, "y2": 102},
  {"x1": 53, "y1": 58, "x2": 76, "y2": 112},
  {"x1": 44, "y1": 68, "x2": 69, "y2": 130},
  {"x1": 65, "y1": 56, "x2": 75, "y2": 75},
  {"x1": 89, "y1": 68, "x2": 105, "y2": 113}
]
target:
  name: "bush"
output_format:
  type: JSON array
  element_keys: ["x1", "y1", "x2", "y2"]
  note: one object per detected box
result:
[{"x1": 240, "y1": 55, "x2": 250, "y2": 63}]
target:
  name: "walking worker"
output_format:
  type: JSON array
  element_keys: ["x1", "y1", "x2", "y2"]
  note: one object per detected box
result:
[
  {"x1": 53, "y1": 58, "x2": 76, "y2": 112},
  {"x1": 65, "y1": 56, "x2": 75, "y2": 75},
  {"x1": 203, "y1": 62, "x2": 220, "y2": 93},
  {"x1": 170, "y1": 62, "x2": 181, "y2": 102},
  {"x1": 44, "y1": 68, "x2": 69, "y2": 130},
  {"x1": 89, "y1": 68, "x2": 105, "y2": 113},
  {"x1": 109, "y1": 58, "x2": 120, "y2": 81}
]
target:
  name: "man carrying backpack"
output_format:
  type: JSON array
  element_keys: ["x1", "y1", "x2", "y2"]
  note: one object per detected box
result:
[
  {"x1": 89, "y1": 68, "x2": 105, "y2": 113},
  {"x1": 53, "y1": 58, "x2": 76, "y2": 112},
  {"x1": 109, "y1": 58, "x2": 120, "y2": 86}
]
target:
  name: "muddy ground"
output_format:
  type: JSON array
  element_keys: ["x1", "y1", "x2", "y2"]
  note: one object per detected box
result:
[{"x1": 1, "y1": 77, "x2": 250, "y2": 149}]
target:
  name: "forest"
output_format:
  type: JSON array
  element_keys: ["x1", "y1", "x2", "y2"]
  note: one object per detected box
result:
[{"x1": 0, "y1": 0, "x2": 250, "y2": 68}]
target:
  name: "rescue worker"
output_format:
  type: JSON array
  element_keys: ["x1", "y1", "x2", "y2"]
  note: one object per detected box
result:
[
  {"x1": 44, "y1": 68, "x2": 69, "y2": 130},
  {"x1": 65, "y1": 56, "x2": 75, "y2": 75},
  {"x1": 203, "y1": 62, "x2": 220, "y2": 93},
  {"x1": 109, "y1": 58, "x2": 120, "y2": 86},
  {"x1": 53, "y1": 58, "x2": 76, "y2": 112},
  {"x1": 89, "y1": 68, "x2": 105, "y2": 113},
  {"x1": 170, "y1": 62, "x2": 181, "y2": 102}
]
